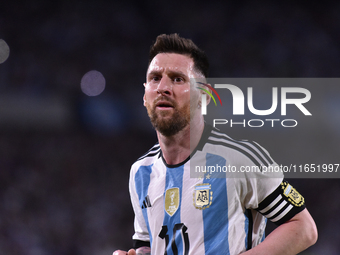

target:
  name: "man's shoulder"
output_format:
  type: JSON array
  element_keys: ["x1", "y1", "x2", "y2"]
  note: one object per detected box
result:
[
  {"x1": 131, "y1": 143, "x2": 161, "y2": 169},
  {"x1": 202, "y1": 126, "x2": 275, "y2": 167},
  {"x1": 203, "y1": 126, "x2": 255, "y2": 151}
]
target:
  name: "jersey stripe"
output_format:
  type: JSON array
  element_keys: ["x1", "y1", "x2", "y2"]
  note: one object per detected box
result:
[
  {"x1": 244, "y1": 209, "x2": 253, "y2": 250},
  {"x1": 135, "y1": 165, "x2": 153, "y2": 246},
  {"x1": 202, "y1": 153, "x2": 230, "y2": 254},
  {"x1": 162, "y1": 165, "x2": 185, "y2": 255},
  {"x1": 261, "y1": 219, "x2": 267, "y2": 242}
]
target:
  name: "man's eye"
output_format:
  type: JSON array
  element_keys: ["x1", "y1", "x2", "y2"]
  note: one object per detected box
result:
[
  {"x1": 151, "y1": 76, "x2": 160, "y2": 82},
  {"x1": 174, "y1": 77, "x2": 184, "y2": 83}
]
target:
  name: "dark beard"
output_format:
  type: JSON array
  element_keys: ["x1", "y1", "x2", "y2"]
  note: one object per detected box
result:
[{"x1": 146, "y1": 98, "x2": 190, "y2": 137}]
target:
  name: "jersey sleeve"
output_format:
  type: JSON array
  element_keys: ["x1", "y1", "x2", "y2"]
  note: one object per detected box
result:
[
  {"x1": 256, "y1": 179, "x2": 305, "y2": 225},
  {"x1": 129, "y1": 165, "x2": 151, "y2": 247},
  {"x1": 238, "y1": 141, "x2": 306, "y2": 225}
]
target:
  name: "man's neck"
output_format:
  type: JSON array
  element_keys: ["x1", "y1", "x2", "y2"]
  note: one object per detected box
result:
[{"x1": 157, "y1": 118, "x2": 205, "y2": 165}]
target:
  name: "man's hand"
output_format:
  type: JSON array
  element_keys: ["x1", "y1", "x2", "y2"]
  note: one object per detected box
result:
[
  {"x1": 112, "y1": 249, "x2": 136, "y2": 255},
  {"x1": 113, "y1": 247, "x2": 151, "y2": 255}
]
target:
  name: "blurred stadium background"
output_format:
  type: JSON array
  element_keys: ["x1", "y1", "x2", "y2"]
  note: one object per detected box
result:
[{"x1": 0, "y1": 1, "x2": 339, "y2": 254}]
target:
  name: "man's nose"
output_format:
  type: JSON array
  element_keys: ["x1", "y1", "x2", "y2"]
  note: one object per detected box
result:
[{"x1": 157, "y1": 77, "x2": 172, "y2": 95}]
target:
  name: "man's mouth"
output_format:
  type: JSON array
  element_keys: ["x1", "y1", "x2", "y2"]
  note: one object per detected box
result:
[{"x1": 155, "y1": 100, "x2": 174, "y2": 109}]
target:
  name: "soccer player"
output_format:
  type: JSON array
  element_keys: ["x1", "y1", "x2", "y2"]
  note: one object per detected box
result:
[{"x1": 113, "y1": 34, "x2": 317, "y2": 255}]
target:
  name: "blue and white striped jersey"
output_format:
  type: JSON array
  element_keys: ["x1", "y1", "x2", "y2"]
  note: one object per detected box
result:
[{"x1": 129, "y1": 124, "x2": 305, "y2": 255}]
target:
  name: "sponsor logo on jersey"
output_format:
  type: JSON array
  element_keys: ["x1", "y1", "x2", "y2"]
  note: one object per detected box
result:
[
  {"x1": 193, "y1": 183, "x2": 213, "y2": 210},
  {"x1": 281, "y1": 181, "x2": 305, "y2": 207},
  {"x1": 165, "y1": 188, "x2": 179, "y2": 216}
]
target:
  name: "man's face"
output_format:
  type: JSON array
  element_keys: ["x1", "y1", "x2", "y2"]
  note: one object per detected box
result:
[{"x1": 144, "y1": 53, "x2": 201, "y2": 136}]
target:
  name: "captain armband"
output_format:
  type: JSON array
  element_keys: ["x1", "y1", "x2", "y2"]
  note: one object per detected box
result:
[{"x1": 256, "y1": 180, "x2": 306, "y2": 225}]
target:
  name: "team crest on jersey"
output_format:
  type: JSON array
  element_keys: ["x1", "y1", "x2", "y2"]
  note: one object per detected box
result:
[
  {"x1": 281, "y1": 181, "x2": 305, "y2": 207},
  {"x1": 193, "y1": 183, "x2": 213, "y2": 210},
  {"x1": 165, "y1": 188, "x2": 180, "y2": 216}
]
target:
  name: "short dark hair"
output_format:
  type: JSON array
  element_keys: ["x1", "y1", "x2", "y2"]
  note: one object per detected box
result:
[{"x1": 148, "y1": 34, "x2": 209, "y2": 77}]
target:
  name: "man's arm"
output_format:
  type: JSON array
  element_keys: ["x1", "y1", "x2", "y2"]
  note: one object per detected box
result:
[{"x1": 240, "y1": 208, "x2": 317, "y2": 255}]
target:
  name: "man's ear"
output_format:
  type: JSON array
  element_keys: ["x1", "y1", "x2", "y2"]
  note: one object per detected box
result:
[
  {"x1": 206, "y1": 84, "x2": 212, "y2": 105},
  {"x1": 143, "y1": 94, "x2": 147, "y2": 106},
  {"x1": 143, "y1": 83, "x2": 147, "y2": 106},
  {"x1": 199, "y1": 84, "x2": 212, "y2": 106}
]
